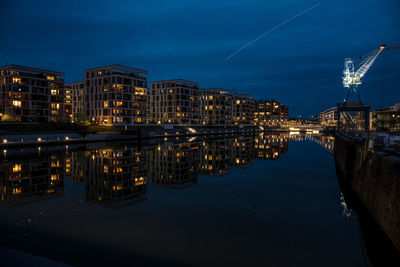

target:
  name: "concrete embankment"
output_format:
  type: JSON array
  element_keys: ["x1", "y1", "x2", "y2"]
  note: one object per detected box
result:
[
  {"x1": 334, "y1": 132, "x2": 400, "y2": 252},
  {"x1": 0, "y1": 125, "x2": 290, "y2": 148}
]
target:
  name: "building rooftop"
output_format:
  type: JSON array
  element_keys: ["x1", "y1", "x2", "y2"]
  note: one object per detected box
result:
[
  {"x1": 200, "y1": 88, "x2": 233, "y2": 94},
  {"x1": 0, "y1": 64, "x2": 64, "y2": 76},
  {"x1": 85, "y1": 64, "x2": 148, "y2": 75},
  {"x1": 234, "y1": 94, "x2": 255, "y2": 99},
  {"x1": 151, "y1": 79, "x2": 199, "y2": 86}
]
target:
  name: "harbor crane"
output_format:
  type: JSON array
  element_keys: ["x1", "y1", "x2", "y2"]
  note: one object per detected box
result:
[{"x1": 340, "y1": 44, "x2": 399, "y2": 129}]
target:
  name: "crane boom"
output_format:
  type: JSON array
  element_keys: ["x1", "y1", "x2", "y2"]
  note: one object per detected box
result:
[
  {"x1": 355, "y1": 45, "x2": 385, "y2": 79},
  {"x1": 342, "y1": 44, "x2": 386, "y2": 89}
]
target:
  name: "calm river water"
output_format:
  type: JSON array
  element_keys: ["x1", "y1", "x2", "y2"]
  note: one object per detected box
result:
[{"x1": 0, "y1": 133, "x2": 381, "y2": 266}]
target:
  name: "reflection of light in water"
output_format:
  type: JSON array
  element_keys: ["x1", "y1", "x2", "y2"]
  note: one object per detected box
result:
[{"x1": 188, "y1": 136, "x2": 197, "y2": 142}]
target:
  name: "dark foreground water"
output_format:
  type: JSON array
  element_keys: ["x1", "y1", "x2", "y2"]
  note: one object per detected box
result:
[{"x1": 0, "y1": 134, "x2": 383, "y2": 266}]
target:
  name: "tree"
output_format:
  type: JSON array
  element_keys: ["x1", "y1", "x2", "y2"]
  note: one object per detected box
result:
[
  {"x1": 1, "y1": 113, "x2": 17, "y2": 122},
  {"x1": 75, "y1": 112, "x2": 90, "y2": 126}
]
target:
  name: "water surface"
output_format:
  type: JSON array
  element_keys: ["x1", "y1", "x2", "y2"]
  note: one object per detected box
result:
[{"x1": 0, "y1": 134, "x2": 367, "y2": 266}]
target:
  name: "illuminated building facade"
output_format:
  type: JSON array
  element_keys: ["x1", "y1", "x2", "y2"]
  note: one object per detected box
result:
[
  {"x1": 70, "y1": 81, "x2": 85, "y2": 123},
  {"x1": 319, "y1": 107, "x2": 338, "y2": 126},
  {"x1": 148, "y1": 144, "x2": 199, "y2": 188},
  {"x1": 84, "y1": 65, "x2": 148, "y2": 125},
  {"x1": 149, "y1": 79, "x2": 199, "y2": 125},
  {"x1": 232, "y1": 94, "x2": 256, "y2": 125},
  {"x1": 370, "y1": 103, "x2": 400, "y2": 131},
  {"x1": 255, "y1": 100, "x2": 289, "y2": 126},
  {"x1": 199, "y1": 88, "x2": 232, "y2": 125},
  {"x1": 0, "y1": 65, "x2": 64, "y2": 122},
  {"x1": 64, "y1": 84, "x2": 73, "y2": 122},
  {"x1": 280, "y1": 104, "x2": 289, "y2": 124}
]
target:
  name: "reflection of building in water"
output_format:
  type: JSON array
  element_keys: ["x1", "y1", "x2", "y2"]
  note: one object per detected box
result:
[
  {"x1": 81, "y1": 148, "x2": 147, "y2": 208},
  {"x1": 199, "y1": 139, "x2": 232, "y2": 176},
  {"x1": 0, "y1": 155, "x2": 64, "y2": 205},
  {"x1": 231, "y1": 137, "x2": 255, "y2": 168},
  {"x1": 314, "y1": 135, "x2": 335, "y2": 153},
  {"x1": 71, "y1": 151, "x2": 85, "y2": 184},
  {"x1": 254, "y1": 135, "x2": 289, "y2": 160},
  {"x1": 148, "y1": 143, "x2": 199, "y2": 188}
]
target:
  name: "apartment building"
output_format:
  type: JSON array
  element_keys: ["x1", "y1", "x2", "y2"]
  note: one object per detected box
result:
[
  {"x1": 149, "y1": 79, "x2": 199, "y2": 125},
  {"x1": 84, "y1": 65, "x2": 148, "y2": 125},
  {"x1": 69, "y1": 81, "x2": 85, "y2": 123},
  {"x1": 319, "y1": 107, "x2": 338, "y2": 126},
  {"x1": 199, "y1": 88, "x2": 232, "y2": 125},
  {"x1": 254, "y1": 100, "x2": 288, "y2": 126},
  {"x1": 232, "y1": 94, "x2": 256, "y2": 125},
  {"x1": 64, "y1": 84, "x2": 73, "y2": 122},
  {"x1": 280, "y1": 104, "x2": 289, "y2": 124},
  {"x1": 0, "y1": 64, "x2": 64, "y2": 122},
  {"x1": 370, "y1": 103, "x2": 400, "y2": 131}
]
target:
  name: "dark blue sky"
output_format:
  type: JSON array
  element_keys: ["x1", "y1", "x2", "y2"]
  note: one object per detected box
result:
[{"x1": 1, "y1": 0, "x2": 399, "y2": 117}]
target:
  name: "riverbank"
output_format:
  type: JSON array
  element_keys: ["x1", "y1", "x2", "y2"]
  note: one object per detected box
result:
[{"x1": 0, "y1": 124, "x2": 292, "y2": 148}]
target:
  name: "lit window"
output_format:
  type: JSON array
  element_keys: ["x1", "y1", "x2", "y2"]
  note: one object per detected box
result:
[
  {"x1": 46, "y1": 76, "x2": 55, "y2": 80},
  {"x1": 135, "y1": 87, "x2": 146, "y2": 95},
  {"x1": 104, "y1": 101, "x2": 109, "y2": 108},
  {"x1": 12, "y1": 100, "x2": 21, "y2": 107},
  {"x1": 12, "y1": 77, "x2": 21, "y2": 84},
  {"x1": 51, "y1": 89, "x2": 58, "y2": 95},
  {"x1": 13, "y1": 188, "x2": 22, "y2": 194},
  {"x1": 13, "y1": 164, "x2": 22, "y2": 173}
]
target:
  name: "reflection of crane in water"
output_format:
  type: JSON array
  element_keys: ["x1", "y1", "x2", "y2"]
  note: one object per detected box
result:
[
  {"x1": 339, "y1": 44, "x2": 399, "y2": 129},
  {"x1": 340, "y1": 193, "x2": 352, "y2": 219}
]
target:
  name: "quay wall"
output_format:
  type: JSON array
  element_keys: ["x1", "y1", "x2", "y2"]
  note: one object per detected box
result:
[
  {"x1": 334, "y1": 133, "x2": 400, "y2": 252},
  {"x1": 0, "y1": 125, "x2": 290, "y2": 148}
]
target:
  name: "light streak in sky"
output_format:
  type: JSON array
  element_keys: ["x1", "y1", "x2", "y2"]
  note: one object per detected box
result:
[{"x1": 226, "y1": 3, "x2": 320, "y2": 60}]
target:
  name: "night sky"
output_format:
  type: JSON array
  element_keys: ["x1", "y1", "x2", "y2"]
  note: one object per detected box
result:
[{"x1": 1, "y1": 0, "x2": 399, "y2": 117}]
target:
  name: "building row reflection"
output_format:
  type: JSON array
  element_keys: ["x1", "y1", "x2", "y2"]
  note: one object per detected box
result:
[{"x1": 0, "y1": 134, "x2": 297, "y2": 208}]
